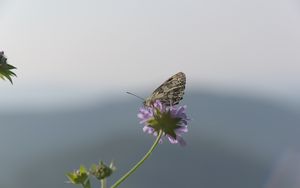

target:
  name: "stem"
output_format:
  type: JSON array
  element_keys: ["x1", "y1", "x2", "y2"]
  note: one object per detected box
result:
[
  {"x1": 110, "y1": 130, "x2": 164, "y2": 188},
  {"x1": 101, "y1": 178, "x2": 107, "y2": 188}
]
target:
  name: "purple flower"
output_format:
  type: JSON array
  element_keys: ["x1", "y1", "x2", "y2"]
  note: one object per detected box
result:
[{"x1": 138, "y1": 100, "x2": 189, "y2": 146}]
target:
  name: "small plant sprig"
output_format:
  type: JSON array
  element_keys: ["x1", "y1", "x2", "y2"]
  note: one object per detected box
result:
[
  {"x1": 67, "y1": 162, "x2": 116, "y2": 188},
  {"x1": 0, "y1": 51, "x2": 17, "y2": 84},
  {"x1": 67, "y1": 100, "x2": 189, "y2": 188}
]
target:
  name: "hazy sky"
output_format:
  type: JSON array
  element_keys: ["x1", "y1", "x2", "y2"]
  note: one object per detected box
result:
[{"x1": 1, "y1": 0, "x2": 300, "y2": 112}]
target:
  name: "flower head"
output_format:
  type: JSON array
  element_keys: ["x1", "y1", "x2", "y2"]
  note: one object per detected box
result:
[
  {"x1": 138, "y1": 100, "x2": 189, "y2": 146},
  {"x1": 66, "y1": 165, "x2": 90, "y2": 188},
  {"x1": 90, "y1": 161, "x2": 116, "y2": 180}
]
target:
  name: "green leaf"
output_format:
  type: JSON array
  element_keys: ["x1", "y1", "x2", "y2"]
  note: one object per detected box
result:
[
  {"x1": 0, "y1": 64, "x2": 17, "y2": 84},
  {"x1": 0, "y1": 52, "x2": 17, "y2": 84}
]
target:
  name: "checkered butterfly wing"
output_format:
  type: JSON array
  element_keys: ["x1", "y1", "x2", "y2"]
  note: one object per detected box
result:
[{"x1": 144, "y1": 72, "x2": 186, "y2": 107}]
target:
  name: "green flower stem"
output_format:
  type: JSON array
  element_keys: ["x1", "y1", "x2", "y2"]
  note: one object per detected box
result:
[
  {"x1": 110, "y1": 129, "x2": 164, "y2": 188},
  {"x1": 101, "y1": 178, "x2": 107, "y2": 188}
]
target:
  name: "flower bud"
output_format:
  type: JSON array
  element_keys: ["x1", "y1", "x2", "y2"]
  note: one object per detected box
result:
[
  {"x1": 90, "y1": 161, "x2": 116, "y2": 180},
  {"x1": 66, "y1": 165, "x2": 90, "y2": 187}
]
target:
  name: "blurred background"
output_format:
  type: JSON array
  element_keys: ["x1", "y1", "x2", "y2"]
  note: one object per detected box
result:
[{"x1": 1, "y1": 0, "x2": 300, "y2": 187}]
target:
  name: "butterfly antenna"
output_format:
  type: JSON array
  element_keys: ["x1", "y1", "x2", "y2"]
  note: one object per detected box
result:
[{"x1": 126, "y1": 92, "x2": 145, "y2": 101}]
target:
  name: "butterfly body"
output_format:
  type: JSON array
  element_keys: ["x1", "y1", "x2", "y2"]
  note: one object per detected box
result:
[{"x1": 144, "y1": 72, "x2": 186, "y2": 107}]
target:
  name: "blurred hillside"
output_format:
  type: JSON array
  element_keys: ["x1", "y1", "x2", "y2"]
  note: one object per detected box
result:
[{"x1": 1, "y1": 91, "x2": 300, "y2": 188}]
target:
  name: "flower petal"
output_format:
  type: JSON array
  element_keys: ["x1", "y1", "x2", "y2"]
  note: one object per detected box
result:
[
  {"x1": 176, "y1": 126, "x2": 188, "y2": 133},
  {"x1": 167, "y1": 135, "x2": 178, "y2": 144}
]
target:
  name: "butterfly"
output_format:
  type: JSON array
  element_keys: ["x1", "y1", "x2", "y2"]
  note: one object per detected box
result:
[{"x1": 143, "y1": 72, "x2": 186, "y2": 107}]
